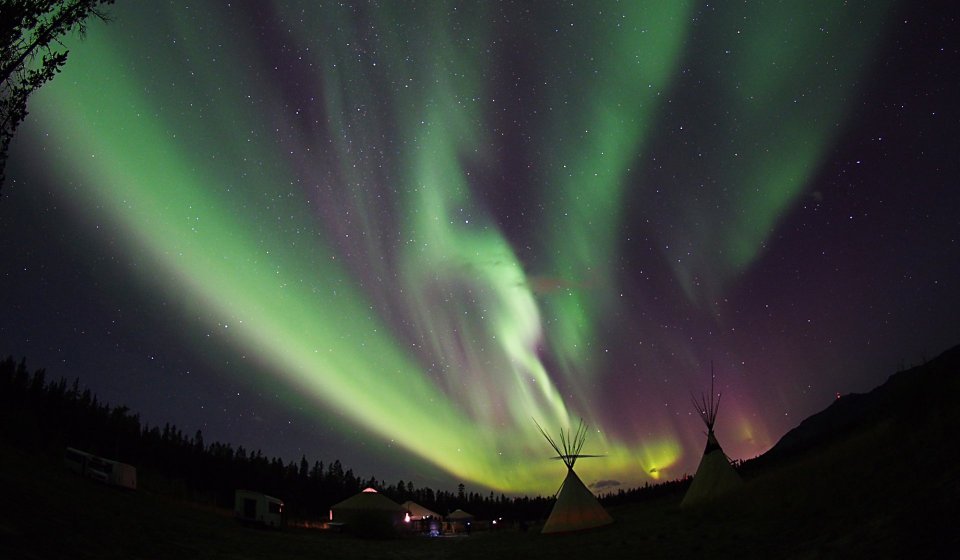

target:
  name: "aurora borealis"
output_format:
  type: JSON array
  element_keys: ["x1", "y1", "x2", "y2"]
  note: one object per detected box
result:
[{"x1": 2, "y1": 1, "x2": 958, "y2": 494}]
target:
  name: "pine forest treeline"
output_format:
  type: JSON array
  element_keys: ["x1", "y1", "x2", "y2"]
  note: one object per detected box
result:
[
  {"x1": 0, "y1": 356, "x2": 556, "y2": 520},
  {"x1": 0, "y1": 356, "x2": 682, "y2": 521}
]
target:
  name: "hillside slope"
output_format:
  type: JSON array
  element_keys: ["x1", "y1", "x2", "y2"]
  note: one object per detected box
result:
[{"x1": 752, "y1": 344, "x2": 960, "y2": 466}]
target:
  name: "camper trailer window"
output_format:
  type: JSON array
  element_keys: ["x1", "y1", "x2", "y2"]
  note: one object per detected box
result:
[
  {"x1": 269, "y1": 502, "x2": 282, "y2": 514},
  {"x1": 90, "y1": 458, "x2": 113, "y2": 473},
  {"x1": 88, "y1": 470, "x2": 109, "y2": 483},
  {"x1": 65, "y1": 449, "x2": 86, "y2": 463}
]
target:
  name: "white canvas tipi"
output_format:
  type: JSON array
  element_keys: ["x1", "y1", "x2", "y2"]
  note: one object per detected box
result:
[
  {"x1": 681, "y1": 370, "x2": 742, "y2": 507},
  {"x1": 536, "y1": 420, "x2": 613, "y2": 534}
]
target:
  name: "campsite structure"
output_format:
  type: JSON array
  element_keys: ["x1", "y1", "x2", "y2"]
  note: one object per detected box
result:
[
  {"x1": 445, "y1": 508, "x2": 475, "y2": 534},
  {"x1": 536, "y1": 419, "x2": 613, "y2": 534},
  {"x1": 64, "y1": 447, "x2": 137, "y2": 490},
  {"x1": 401, "y1": 500, "x2": 440, "y2": 522},
  {"x1": 681, "y1": 367, "x2": 743, "y2": 507},
  {"x1": 234, "y1": 489, "x2": 284, "y2": 528},
  {"x1": 401, "y1": 500, "x2": 441, "y2": 534},
  {"x1": 330, "y1": 488, "x2": 406, "y2": 536}
]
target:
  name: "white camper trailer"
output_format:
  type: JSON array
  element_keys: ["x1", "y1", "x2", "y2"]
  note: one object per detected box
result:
[
  {"x1": 234, "y1": 490, "x2": 284, "y2": 528},
  {"x1": 64, "y1": 447, "x2": 137, "y2": 490},
  {"x1": 105, "y1": 460, "x2": 137, "y2": 489}
]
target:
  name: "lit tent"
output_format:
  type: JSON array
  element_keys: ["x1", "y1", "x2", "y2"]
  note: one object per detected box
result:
[
  {"x1": 401, "y1": 500, "x2": 441, "y2": 533},
  {"x1": 330, "y1": 488, "x2": 406, "y2": 536},
  {"x1": 536, "y1": 419, "x2": 613, "y2": 534},
  {"x1": 401, "y1": 500, "x2": 440, "y2": 521},
  {"x1": 445, "y1": 508, "x2": 475, "y2": 533},
  {"x1": 681, "y1": 370, "x2": 743, "y2": 507}
]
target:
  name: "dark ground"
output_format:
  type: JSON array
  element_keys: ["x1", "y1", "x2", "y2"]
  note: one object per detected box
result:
[
  {"x1": 2, "y1": 350, "x2": 958, "y2": 558},
  {"x1": 0, "y1": 422, "x2": 954, "y2": 558}
]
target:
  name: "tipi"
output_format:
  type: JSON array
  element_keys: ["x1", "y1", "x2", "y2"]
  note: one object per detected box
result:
[
  {"x1": 681, "y1": 368, "x2": 742, "y2": 507},
  {"x1": 536, "y1": 419, "x2": 613, "y2": 534}
]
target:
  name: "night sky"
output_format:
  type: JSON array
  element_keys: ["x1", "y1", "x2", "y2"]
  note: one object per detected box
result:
[{"x1": 2, "y1": 0, "x2": 958, "y2": 494}]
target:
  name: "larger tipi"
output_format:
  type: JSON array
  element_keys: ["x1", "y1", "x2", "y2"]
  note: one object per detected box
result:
[
  {"x1": 681, "y1": 369, "x2": 742, "y2": 507},
  {"x1": 536, "y1": 419, "x2": 613, "y2": 534}
]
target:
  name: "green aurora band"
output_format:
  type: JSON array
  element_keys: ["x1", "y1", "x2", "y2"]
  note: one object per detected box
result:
[{"x1": 18, "y1": 1, "x2": 892, "y2": 493}]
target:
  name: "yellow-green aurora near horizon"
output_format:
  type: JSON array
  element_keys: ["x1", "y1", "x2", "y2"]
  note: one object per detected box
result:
[{"x1": 15, "y1": 0, "x2": 892, "y2": 493}]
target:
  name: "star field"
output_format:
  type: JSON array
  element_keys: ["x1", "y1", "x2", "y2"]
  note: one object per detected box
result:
[{"x1": 1, "y1": 0, "x2": 958, "y2": 494}]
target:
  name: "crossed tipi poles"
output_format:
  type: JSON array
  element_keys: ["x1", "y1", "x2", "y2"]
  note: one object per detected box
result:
[
  {"x1": 682, "y1": 363, "x2": 742, "y2": 507},
  {"x1": 533, "y1": 363, "x2": 741, "y2": 528},
  {"x1": 534, "y1": 418, "x2": 613, "y2": 533}
]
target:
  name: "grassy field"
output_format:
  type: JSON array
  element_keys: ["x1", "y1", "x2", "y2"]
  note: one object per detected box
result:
[{"x1": 2, "y1": 412, "x2": 955, "y2": 560}]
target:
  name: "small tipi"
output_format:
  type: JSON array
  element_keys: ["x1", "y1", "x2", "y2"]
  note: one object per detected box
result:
[
  {"x1": 681, "y1": 368, "x2": 742, "y2": 507},
  {"x1": 536, "y1": 419, "x2": 613, "y2": 534}
]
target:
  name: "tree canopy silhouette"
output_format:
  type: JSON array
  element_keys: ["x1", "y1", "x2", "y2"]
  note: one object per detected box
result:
[{"x1": 0, "y1": 0, "x2": 114, "y2": 193}]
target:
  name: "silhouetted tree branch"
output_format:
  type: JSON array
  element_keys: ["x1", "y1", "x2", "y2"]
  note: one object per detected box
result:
[{"x1": 0, "y1": 0, "x2": 114, "y2": 193}]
